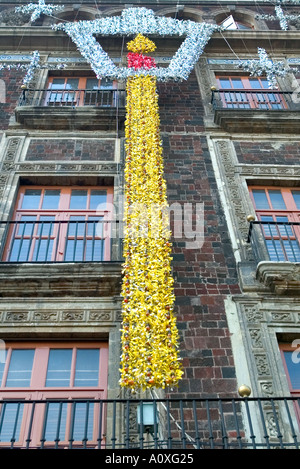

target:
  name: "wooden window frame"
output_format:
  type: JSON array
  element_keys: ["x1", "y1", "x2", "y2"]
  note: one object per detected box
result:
[
  {"x1": 216, "y1": 76, "x2": 286, "y2": 109},
  {"x1": 249, "y1": 186, "x2": 300, "y2": 261},
  {"x1": 0, "y1": 341, "x2": 108, "y2": 448},
  {"x1": 3, "y1": 185, "x2": 114, "y2": 262},
  {"x1": 46, "y1": 76, "x2": 117, "y2": 107}
]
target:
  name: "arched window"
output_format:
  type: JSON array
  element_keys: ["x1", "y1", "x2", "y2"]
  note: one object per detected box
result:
[{"x1": 220, "y1": 15, "x2": 253, "y2": 30}]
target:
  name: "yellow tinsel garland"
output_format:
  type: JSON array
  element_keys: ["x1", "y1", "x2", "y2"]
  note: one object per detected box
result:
[{"x1": 119, "y1": 36, "x2": 183, "y2": 390}]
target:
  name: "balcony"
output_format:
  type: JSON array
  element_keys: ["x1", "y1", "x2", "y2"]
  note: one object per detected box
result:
[
  {"x1": 211, "y1": 89, "x2": 300, "y2": 133},
  {"x1": 15, "y1": 88, "x2": 126, "y2": 130},
  {"x1": 0, "y1": 396, "x2": 299, "y2": 449},
  {"x1": 247, "y1": 219, "x2": 300, "y2": 294},
  {"x1": 0, "y1": 219, "x2": 123, "y2": 297}
]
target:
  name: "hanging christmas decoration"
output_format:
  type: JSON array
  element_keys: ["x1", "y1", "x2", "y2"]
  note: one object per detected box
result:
[
  {"x1": 256, "y1": 5, "x2": 300, "y2": 30},
  {"x1": 15, "y1": 0, "x2": 64, "y2": 23},
  {"x1": 0, "y1": 50, "x2": 66, "y2": 86},
  {"x1": 238, "y1": 47, "x2": 292, "y2": 88},
  {"x1": 119, "y1": 34, "x2": 183, "y2": 390},
  {"x1": 54, "y1": 7, "x2": 219, "y2": 81}
]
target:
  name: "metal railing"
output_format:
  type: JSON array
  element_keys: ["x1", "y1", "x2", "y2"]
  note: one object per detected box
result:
[
  {"x1": 0, "y1": 397, "x2": 299, "y2": 449},
  {"x1": 19, "y1": 88, "x2": 126, "y2": 108},
  {"x1": 0, "y1": 219, "x2": 123, "y2": 263},
  {"x1": 211, "y1": 89, "x2": 299, "y2": 111},
  {"x1": 247, "y1": 220, "x2": 300, "y2": 262}
]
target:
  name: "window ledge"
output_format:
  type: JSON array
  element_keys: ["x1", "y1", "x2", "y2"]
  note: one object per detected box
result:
[
  {"x1": 0, "y1": 262, "x2": 122, "y2": 298},
  {"x1": 213, "y1": 109, "x2": 300, "y2": 134},
  {"x1": 15, "y1": 105, "x2": 126, "y2": 131},
  {"x1": 256, "y1": 261, "x2": 300, "y2": 295}
]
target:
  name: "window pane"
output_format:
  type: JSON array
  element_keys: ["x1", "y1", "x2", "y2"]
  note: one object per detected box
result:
[
  {"x1": 231, "y1": 78, "x2": 243, "y2": 89},
  {"x1": 249, "y1": 78, "x2": 263, "y2": 89},
  {"x1": 100, "y1": 78, "x2": 113, "y2": 90},
  {"x1": 0, "y1": 349, "x2": 7, "y2": 386},
  {"x1": 74, "y1": 349, "x2": 99, "y2": 387},
  {"x1": 86, "y1": 78, "x2": 99, "y2": 90},
  {"x1": 32, "y1": 239, "x2": 54, "y2": 262},
  {"x1": 85, "y1": 239, "x2": 104, "y2": 261},
  {"x1": 41, "y1": 190, "x2": 60, "y2": 209},
  {"x1": 292, "y1": 190, "x2": 300, "y2": 209},
  {"x1": 65, "y1": 79, "x2": 79, "y2": 90},
  {"x1": 64, "y1": 239, "x2": 84, "y2": 261},
  {"x1": 9, "y1": 239, "x2": 31, "y2": 262},
  {"x1": 90, "y1": 190, "x2": 107, "y2": 210},
  {"x1": 21, "y1": 189, "x2": 41, "y2": 209},
  {"x1": 268, "y1": 190, "x2": 286, "y2": 210},
  {"x1": 284, "y1": 351, "x2": 300, "y2": 389},
  {"x1": 6, "y1": 350, "x2": 34, "y2": 387},
  {"x1": 219, "y1": 78, "x2": 231, "y2": 89},
  {"x1": 0, "y1": 402, "x2": 24, "y2": 442},
  {"x1": 72, "y1": 402, "x2": 94, "y2": 441},
  {"x1": 251, "y1": 189, "x2": 269, "y2": 209},
  {"x1": 70, "y1": 190, "x2": 88, "y2": 209},
  {"x1": 46, "y1": 349, "x2": 72, "y2": 387},
  {"x1": 68, "y1": 216, "x2": 86, "y2": 237},
  {"x1": 50, "y1": 79, "x2": 65, "y2": 90},
  {"x1": 43, "y1": 402, "x2": 67, "y2": 442}
]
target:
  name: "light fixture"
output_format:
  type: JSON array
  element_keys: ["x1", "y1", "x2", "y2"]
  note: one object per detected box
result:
[{"x1": 137, "y1": 402, "x2": 158, "y2": 434}]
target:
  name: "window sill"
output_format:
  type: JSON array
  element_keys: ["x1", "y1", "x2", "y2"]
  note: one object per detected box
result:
[
  {"x1": 213, "y1": 109, "x2": 300, "y2": 134},
  {"x1": 256, "y1": 261, "x2": 300, "y2": 295},
  {"x1": 0, "y1": 262, "x2": 122, "y2": 297},
  {"x1": 15, "y1": 105, "x2": 126, "y2": 131}
]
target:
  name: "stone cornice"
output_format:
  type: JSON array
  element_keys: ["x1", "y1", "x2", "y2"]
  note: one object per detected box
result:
[{"x1": 0, "y1": 28, "x2": 298, "y2": 54}]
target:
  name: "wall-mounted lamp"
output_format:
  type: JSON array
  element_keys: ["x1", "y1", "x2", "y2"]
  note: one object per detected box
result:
[{"x1": 137, "y1": 402, "x2": 158, "y2": 434}]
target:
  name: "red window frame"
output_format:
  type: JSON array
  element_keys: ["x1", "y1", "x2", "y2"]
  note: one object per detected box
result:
[
  {"x1": 0, "y1": 342, "x2": 108, "y2": 448},
  {"x1": 279, "y1": 342, "x2": 300, "y2": 426},
  {"x1": 3, "y1": 186, "x2": 114, "y2": 262},
  {"x1": 216, "y1": 76, "x2": 286, "y2": 110},
  {"x1": 45, "y1": 76, "x2": 117, "y2": 107},
  {"x1": 249, "y1": 186, "x2": 300, "y2": 261}
]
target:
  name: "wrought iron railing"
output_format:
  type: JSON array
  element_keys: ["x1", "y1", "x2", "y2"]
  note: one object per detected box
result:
[
  {"x1": 19, "y1": 88, "x2": 126, "y2": 108},
  {"x1": 211, "y1": 89, "x2": 299, "y2": 111},
  {"x1": 0, "y1": 220, "x2": 123, "y2": 263},
  {"x1": 0, "y1": 397, "x2": 299, "y2": 449},
  {"x1": 247, "y1": 220, "x2": 300, "y2": 262}
]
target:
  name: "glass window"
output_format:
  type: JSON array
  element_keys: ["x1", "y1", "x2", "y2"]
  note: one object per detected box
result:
[
  {"x1": 252, "y1": 189, "x2": 270, "y2": 209},
  {"x1": 5, "y1": 349, "x2": 34, "y2": 387},
  {"x1": 41, "y1": 190, "x2": 61, "y2": 209},
  {"x1": 74, "y1": 349, "x2": 100, "y2": 387},
  {"x1": 69, "y1": 190, "x2": 88, "y2": 209},
  {"x1": 283, "y1": 350, "x2": 300, "y2": 389},
  {"x1": 0, "y1": 403, "x2": 24, "y2": 442},
  {"x1": 90, "y1": 190, "x2": 107, "y2": 210},
  {"x1": 292, "y1": 191, "x2": 300, "y2": 210},
  {"x1": 21, "y1": 189, "x2": 41, "y2": 209},
  {"x1": 45, "y1": 349, "x2": 73, "y2": 387},
  {"x1": 268, "y1": 190, "x2": 286, "y2": 210}
]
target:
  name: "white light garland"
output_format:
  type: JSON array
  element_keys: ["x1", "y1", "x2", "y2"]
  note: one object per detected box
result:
[
  {"x1": 0, "y1": 50, "x2": 66, "y2": 86},
  {"x1": 15, "y1": 0, "x2": 64, "y2": 23},
  {"x1": 54, "y1": 7, "x2": 219, "y2": 81},
  {"x1": 238, "y1": 48, "x2": 292, "y2": 88},
  {"x1": 256, "y1": 5, "x2": 300, "y2": 30}
]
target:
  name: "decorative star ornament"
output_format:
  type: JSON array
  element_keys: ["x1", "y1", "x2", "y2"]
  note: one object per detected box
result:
[
  {"x1": 54, "y1": 7, "x2": 219, "y2": 81},
  {"x1": 238, "y1": 47, "x2": 292, "y2": 88},
  {"x1": 15, "y1": 0, "x2": 64, "y2": 23}
]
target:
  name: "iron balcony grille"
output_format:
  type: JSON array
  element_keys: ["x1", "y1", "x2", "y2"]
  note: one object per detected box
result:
[
  {"x1": 247, "y1": 220, "x2": 300, "y2": 262},
  {"x1": 19, "y1": 88, "x2": 126, "y2": 108},
  {"x1": 0, "y1": 397, "x2": 299, "y2": 449},
  {"x1": 0, "y1": 219, "x2": 123, "y2": 263},
  {"x1": 211, "y1": 89, "x2": 299, "y2": 111}
]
